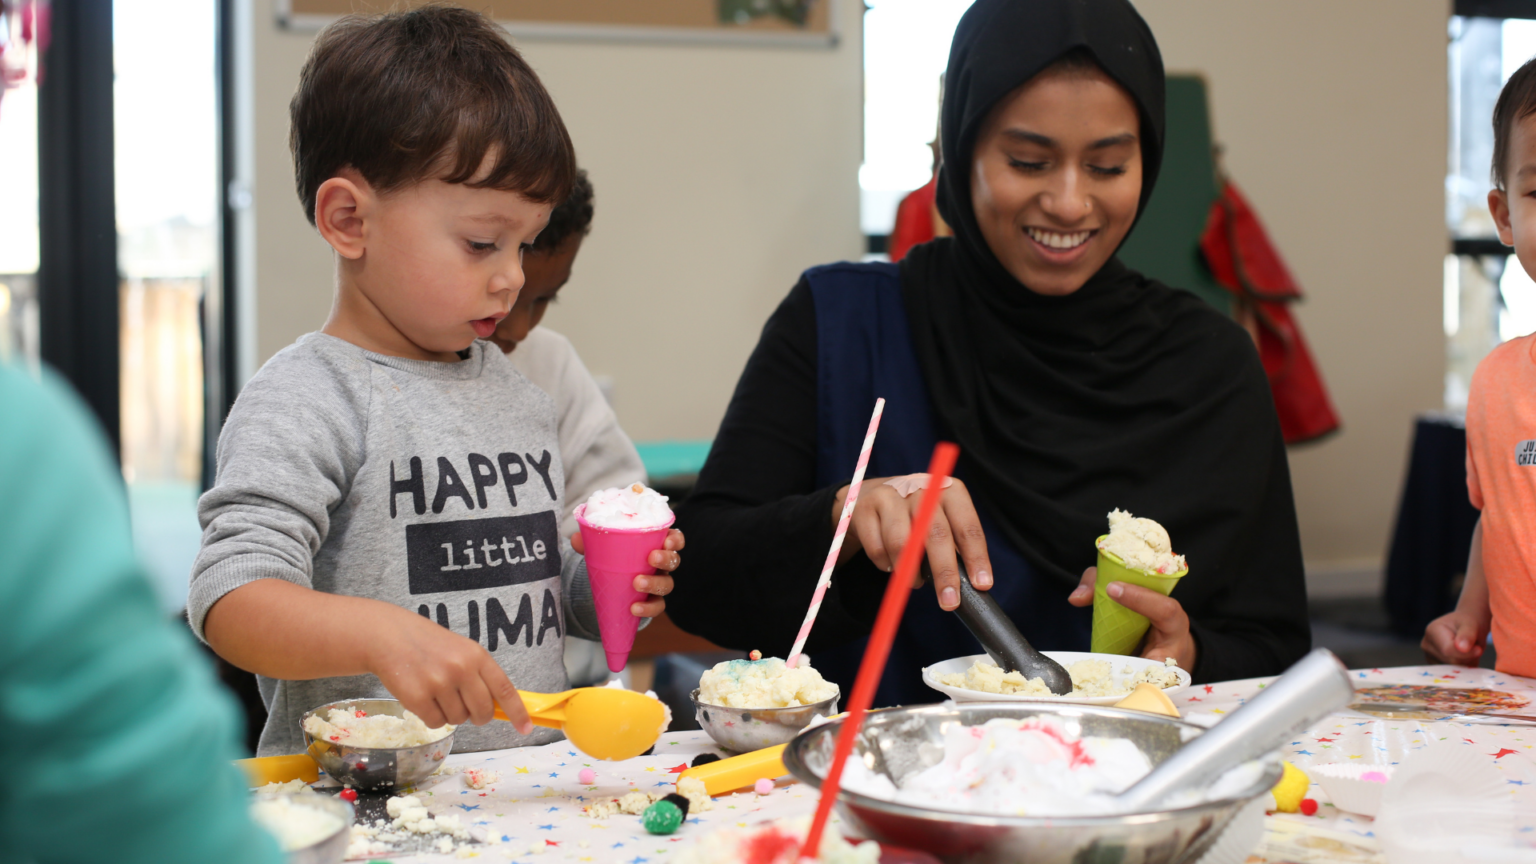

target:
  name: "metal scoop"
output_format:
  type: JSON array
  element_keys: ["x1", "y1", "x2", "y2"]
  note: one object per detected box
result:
[
  {"x1": 1116, "y1": 648, "x2": 1355, "y2": 810},
  {"x1": 950, "y1": 562, "x2": 1074, "y2": 695},
  {"x1": 494, "y1": 686, "x2": 667, "y2": 761}
]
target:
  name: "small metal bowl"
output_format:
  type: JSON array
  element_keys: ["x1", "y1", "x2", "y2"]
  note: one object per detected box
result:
[
  {"x1": 783, "y1": 701, "x2": 1281, "y2": 864},
  {"x1": 301, "y1": 698, "x2": 455, "y2": 792},
  {"x1": 253, "y1": 793, "x2": 352, "y2": 864},
  {"x1": 690, "y1": 687, "x2": 840, "y2": 753}
]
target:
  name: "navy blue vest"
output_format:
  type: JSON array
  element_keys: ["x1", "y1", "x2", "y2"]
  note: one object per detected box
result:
[{"x1": 806, "y1": 262, "x2": 1091, "y2": 706}]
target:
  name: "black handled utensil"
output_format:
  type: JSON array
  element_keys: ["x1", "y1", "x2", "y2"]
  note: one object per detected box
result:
[{"x1": 951, "y1": 563, "x2": 1073, "y2": 695}]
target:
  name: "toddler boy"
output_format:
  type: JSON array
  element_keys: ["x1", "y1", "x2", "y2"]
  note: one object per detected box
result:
[
  {"x1": 1423, "y1": 57, "x2": 1536, "y2": 678},
  {"x1": 189, "y1": 7, "x2": 680, "y2": 756}
]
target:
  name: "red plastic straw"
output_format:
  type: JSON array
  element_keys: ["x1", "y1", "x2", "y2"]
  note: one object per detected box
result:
[{"x1": 800, "y1": 441, "x2": 959, "y2": 860}]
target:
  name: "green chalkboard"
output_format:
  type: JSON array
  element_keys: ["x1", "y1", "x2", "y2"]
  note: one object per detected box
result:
[{"x1": 1117, "y1": 75, "x2": 1231, "y2": 315}]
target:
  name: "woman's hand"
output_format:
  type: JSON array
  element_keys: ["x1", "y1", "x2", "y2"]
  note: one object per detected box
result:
[
  {"x1": 1068, "y1": 566, "x2": 1197, "y2": 671},
  {"x1": 835, "y1": 477, "x2": 993, "y2": 611},
  {"x1": 570, "y1": 528, "x2": 684, "y2": 618}
]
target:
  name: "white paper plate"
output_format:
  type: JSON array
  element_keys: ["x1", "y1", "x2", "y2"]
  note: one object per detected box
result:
[
  {"x1": 1375, "y1": 744, "x2": 1523, "y2": 864},
  {"x1": 921, "y1": 652, "x2": 1191, "y2": 705},
  {"x1": 1313, "y1": 762, "x2": 1393, "y2": 817}
]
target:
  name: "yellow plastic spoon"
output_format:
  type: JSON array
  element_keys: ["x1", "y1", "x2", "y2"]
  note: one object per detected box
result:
[
  {"x1": 679, "y1": 744, "x2": 787, "y2": 795},
  {"x1": 494, "y1": 687, "x2": 667, "y2": 761}
]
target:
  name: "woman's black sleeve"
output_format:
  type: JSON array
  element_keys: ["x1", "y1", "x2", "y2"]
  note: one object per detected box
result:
[
  {"x1": 1181, "y1": 327, "x2": 1313, "y2": 683},
  {"x1": 1184, "y1": 429, "x2": 1313, "y2": 683},
  {"x1": 668, "y1": 278, "x2": 886, "y2": 654}
]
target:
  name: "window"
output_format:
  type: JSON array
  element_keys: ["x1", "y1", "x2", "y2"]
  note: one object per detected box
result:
[
  {"x1": 859, "y1": 0, "x2": 974, "y2": 250},
  {"x1": 115, "y1": 0, "x2": 220, "y2": 611},
  {"x1": 0, "y1": 7, "x2": 40, "y2": 366}
]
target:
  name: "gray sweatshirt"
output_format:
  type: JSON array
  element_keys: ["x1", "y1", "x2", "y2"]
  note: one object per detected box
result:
[{"x1": 188, "y1": 333, "x2": 600, "y2": 756}]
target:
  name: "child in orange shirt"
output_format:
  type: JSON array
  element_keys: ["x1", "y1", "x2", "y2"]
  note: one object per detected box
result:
[{"x1": 1422, "y1": 59, "x2": 1536, "y2": 678}]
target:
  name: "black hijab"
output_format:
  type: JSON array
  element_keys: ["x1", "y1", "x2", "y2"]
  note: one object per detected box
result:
[{"x1": 902, "y1": 0, "x2": 1291, "y2": 593}]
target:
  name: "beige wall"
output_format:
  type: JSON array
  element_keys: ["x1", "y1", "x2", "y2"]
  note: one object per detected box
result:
[
  {"x1": 247, "y1": 0, "x2": 1451, "y2": 581},
  {"x1": 245, "y1": 0, "x2": 865, "y2": 439},
  {"x1": 1134, "y1": 0, "x2": 1450, "y2": 582}
]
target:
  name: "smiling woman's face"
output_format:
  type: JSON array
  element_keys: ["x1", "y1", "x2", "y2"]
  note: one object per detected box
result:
[{"x1": 969, "y1": 65, "x2": 1142, "y2": 296}]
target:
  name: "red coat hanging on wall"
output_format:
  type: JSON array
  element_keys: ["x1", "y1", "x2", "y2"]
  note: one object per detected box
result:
[{"x1": 1200, "y1": 181, "x2": 1341, "y2": 444}]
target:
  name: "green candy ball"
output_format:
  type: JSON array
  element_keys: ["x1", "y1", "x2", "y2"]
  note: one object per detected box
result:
[{"x1": 641, "y1": 800, "x2": 683, "y2": 835}]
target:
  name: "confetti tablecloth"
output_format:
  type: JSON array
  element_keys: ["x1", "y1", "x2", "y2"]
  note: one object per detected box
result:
[
  {"x1": 341, "y1": 665, "x2": 1536, "y2": 863},
  {"x1": 1183, "y1": 664, "x2": 1536, "y2": 861},
  {"x1": 337, "y1": 729, "x2": 833, "y2": 863}
]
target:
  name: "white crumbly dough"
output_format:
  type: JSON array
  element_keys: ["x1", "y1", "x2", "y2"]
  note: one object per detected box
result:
[
  {"x1": 1097, "y1": 509, "x2": 1187, "y2": 575},
  {"x1": 345, "y1": 793, "x2": 474, "y2": 859},
  {"x1": 940, "y1": 657, "x2": 1182, "y2": 697},
  {"x1": 675, "y1": 817, "x2": 879, "y2": 864},
  {"x1": 254, "y1": 779, "x2": 316, "y2": 797},
  {"x1": 302, "y1": 706, "x2": 453, "y2": 748},
  {"x1": 583, "y1": 776, "x2": 714, "y2": 819},
  {"x1": 250, "y1": 796, "x2": 345, "y2": 852},
  {"x1": 676, "y1": 776, "x2": 714, "y2": 814},
  {"x1": 462, "y1": 767, "x2": 500, "y2": 789},
  {"x1": 580, "y1": 483, "x2": 672, "y2": 528},
  {"x1": 841, "y1": 716, "x2": 1152, "y2": 817},
  {"x1": 346, "y1": 823, "x2": 395, "y2": 859},
  {"x1": 697, "y1": 656, "x2": 838, "y2": 708},
  {"x1": 583, "y1": 790, "x2": 659, "y2": 818}
]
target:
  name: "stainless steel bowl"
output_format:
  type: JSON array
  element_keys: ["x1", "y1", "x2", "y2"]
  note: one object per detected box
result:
[
  {"x1": 253, "y1": 793, "x2": 352, "y2": 864},
  {"x1": 783, "y1": 702, "x2": 1281, "y2": 864},
  {"x1": 301, "y1": 698, "x2": 455, "y2": 792},
  {"x1": 691, "y1": 687, "x2": 840, "y2": 753}
]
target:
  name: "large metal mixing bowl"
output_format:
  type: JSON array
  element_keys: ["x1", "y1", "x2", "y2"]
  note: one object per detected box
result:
[
  {"x1": 783, "y1": 702, "x2": 1280, "y2": 864},
  {"x1": 301, "y1": 698, "x2": 455, "y2": 792}
]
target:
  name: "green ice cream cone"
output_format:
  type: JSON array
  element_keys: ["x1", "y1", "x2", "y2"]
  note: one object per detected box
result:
[{"x1": 1090, "y1": 534, "x2": 1187, "y2": 655}]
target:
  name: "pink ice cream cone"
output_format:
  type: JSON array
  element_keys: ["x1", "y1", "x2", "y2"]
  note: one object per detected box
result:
[{"x1": 575, "y1": 503, "x2": 674, "y2": 672}]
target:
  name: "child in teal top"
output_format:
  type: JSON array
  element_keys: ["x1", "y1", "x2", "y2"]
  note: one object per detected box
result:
[{"x1": 0, "y1": 364, "x2": 282, "y2": 864}]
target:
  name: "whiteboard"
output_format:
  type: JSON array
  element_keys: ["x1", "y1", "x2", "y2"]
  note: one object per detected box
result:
[{"x1": 276, "y1": 0, "x2": 839, "y2": 47}]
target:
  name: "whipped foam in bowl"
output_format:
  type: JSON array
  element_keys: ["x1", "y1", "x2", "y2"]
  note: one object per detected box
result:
[
  {"x1": 839, "y1": 714, "x2": 1268, "y2": 818},
  {"x1": 578, "y1": 483, "x2": 673, "y2": 529}
]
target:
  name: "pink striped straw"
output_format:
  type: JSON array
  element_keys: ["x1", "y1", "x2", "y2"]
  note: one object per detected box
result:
[{"x1": 786, "y1": 397, "x2": 885, "y2": 669}]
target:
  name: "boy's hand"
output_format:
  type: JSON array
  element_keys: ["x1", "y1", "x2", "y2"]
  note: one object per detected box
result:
[
  {"x1": 1422, "y1": 610, "x2": 1488, "y2": 666},
  {"x1": 369, "y1": 606, "x2": 533, "y2": 735},
  {"x1": 570, "y1": 528, "x2": 684, "y2": 618}
]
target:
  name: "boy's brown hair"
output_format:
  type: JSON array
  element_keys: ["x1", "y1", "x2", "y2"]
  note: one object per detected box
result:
[
  {"x1": 1493, "y1": 56, "x2": 1536, "y2": 190},
  {"x1": 290, "y1": 4, "x2": 574, "y2": 225}
]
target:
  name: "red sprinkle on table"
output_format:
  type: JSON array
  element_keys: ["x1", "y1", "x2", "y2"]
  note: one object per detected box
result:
[
  {"x1": 1299, "y1": 798, "x2": 1318, "y2": 816},
  {"x1": 339, "y1": 788, "x2": 358, "y2": 802}
]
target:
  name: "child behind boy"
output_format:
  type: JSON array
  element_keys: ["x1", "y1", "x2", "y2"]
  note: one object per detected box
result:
[
  {"x1": 486, "y1": 170, "x2": 652, "y2": 688},
  {"x1": 1422, "y1": 58, "x2": 1536, "y2": 679},
  {"x1": 188, "y1": 7, "x2": 681, "y2": 757}
]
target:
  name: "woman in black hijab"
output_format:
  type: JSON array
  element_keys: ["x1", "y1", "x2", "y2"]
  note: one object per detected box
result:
[{"x1": 668, "y1": 0, "x2": 1310, "y2": 706}]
